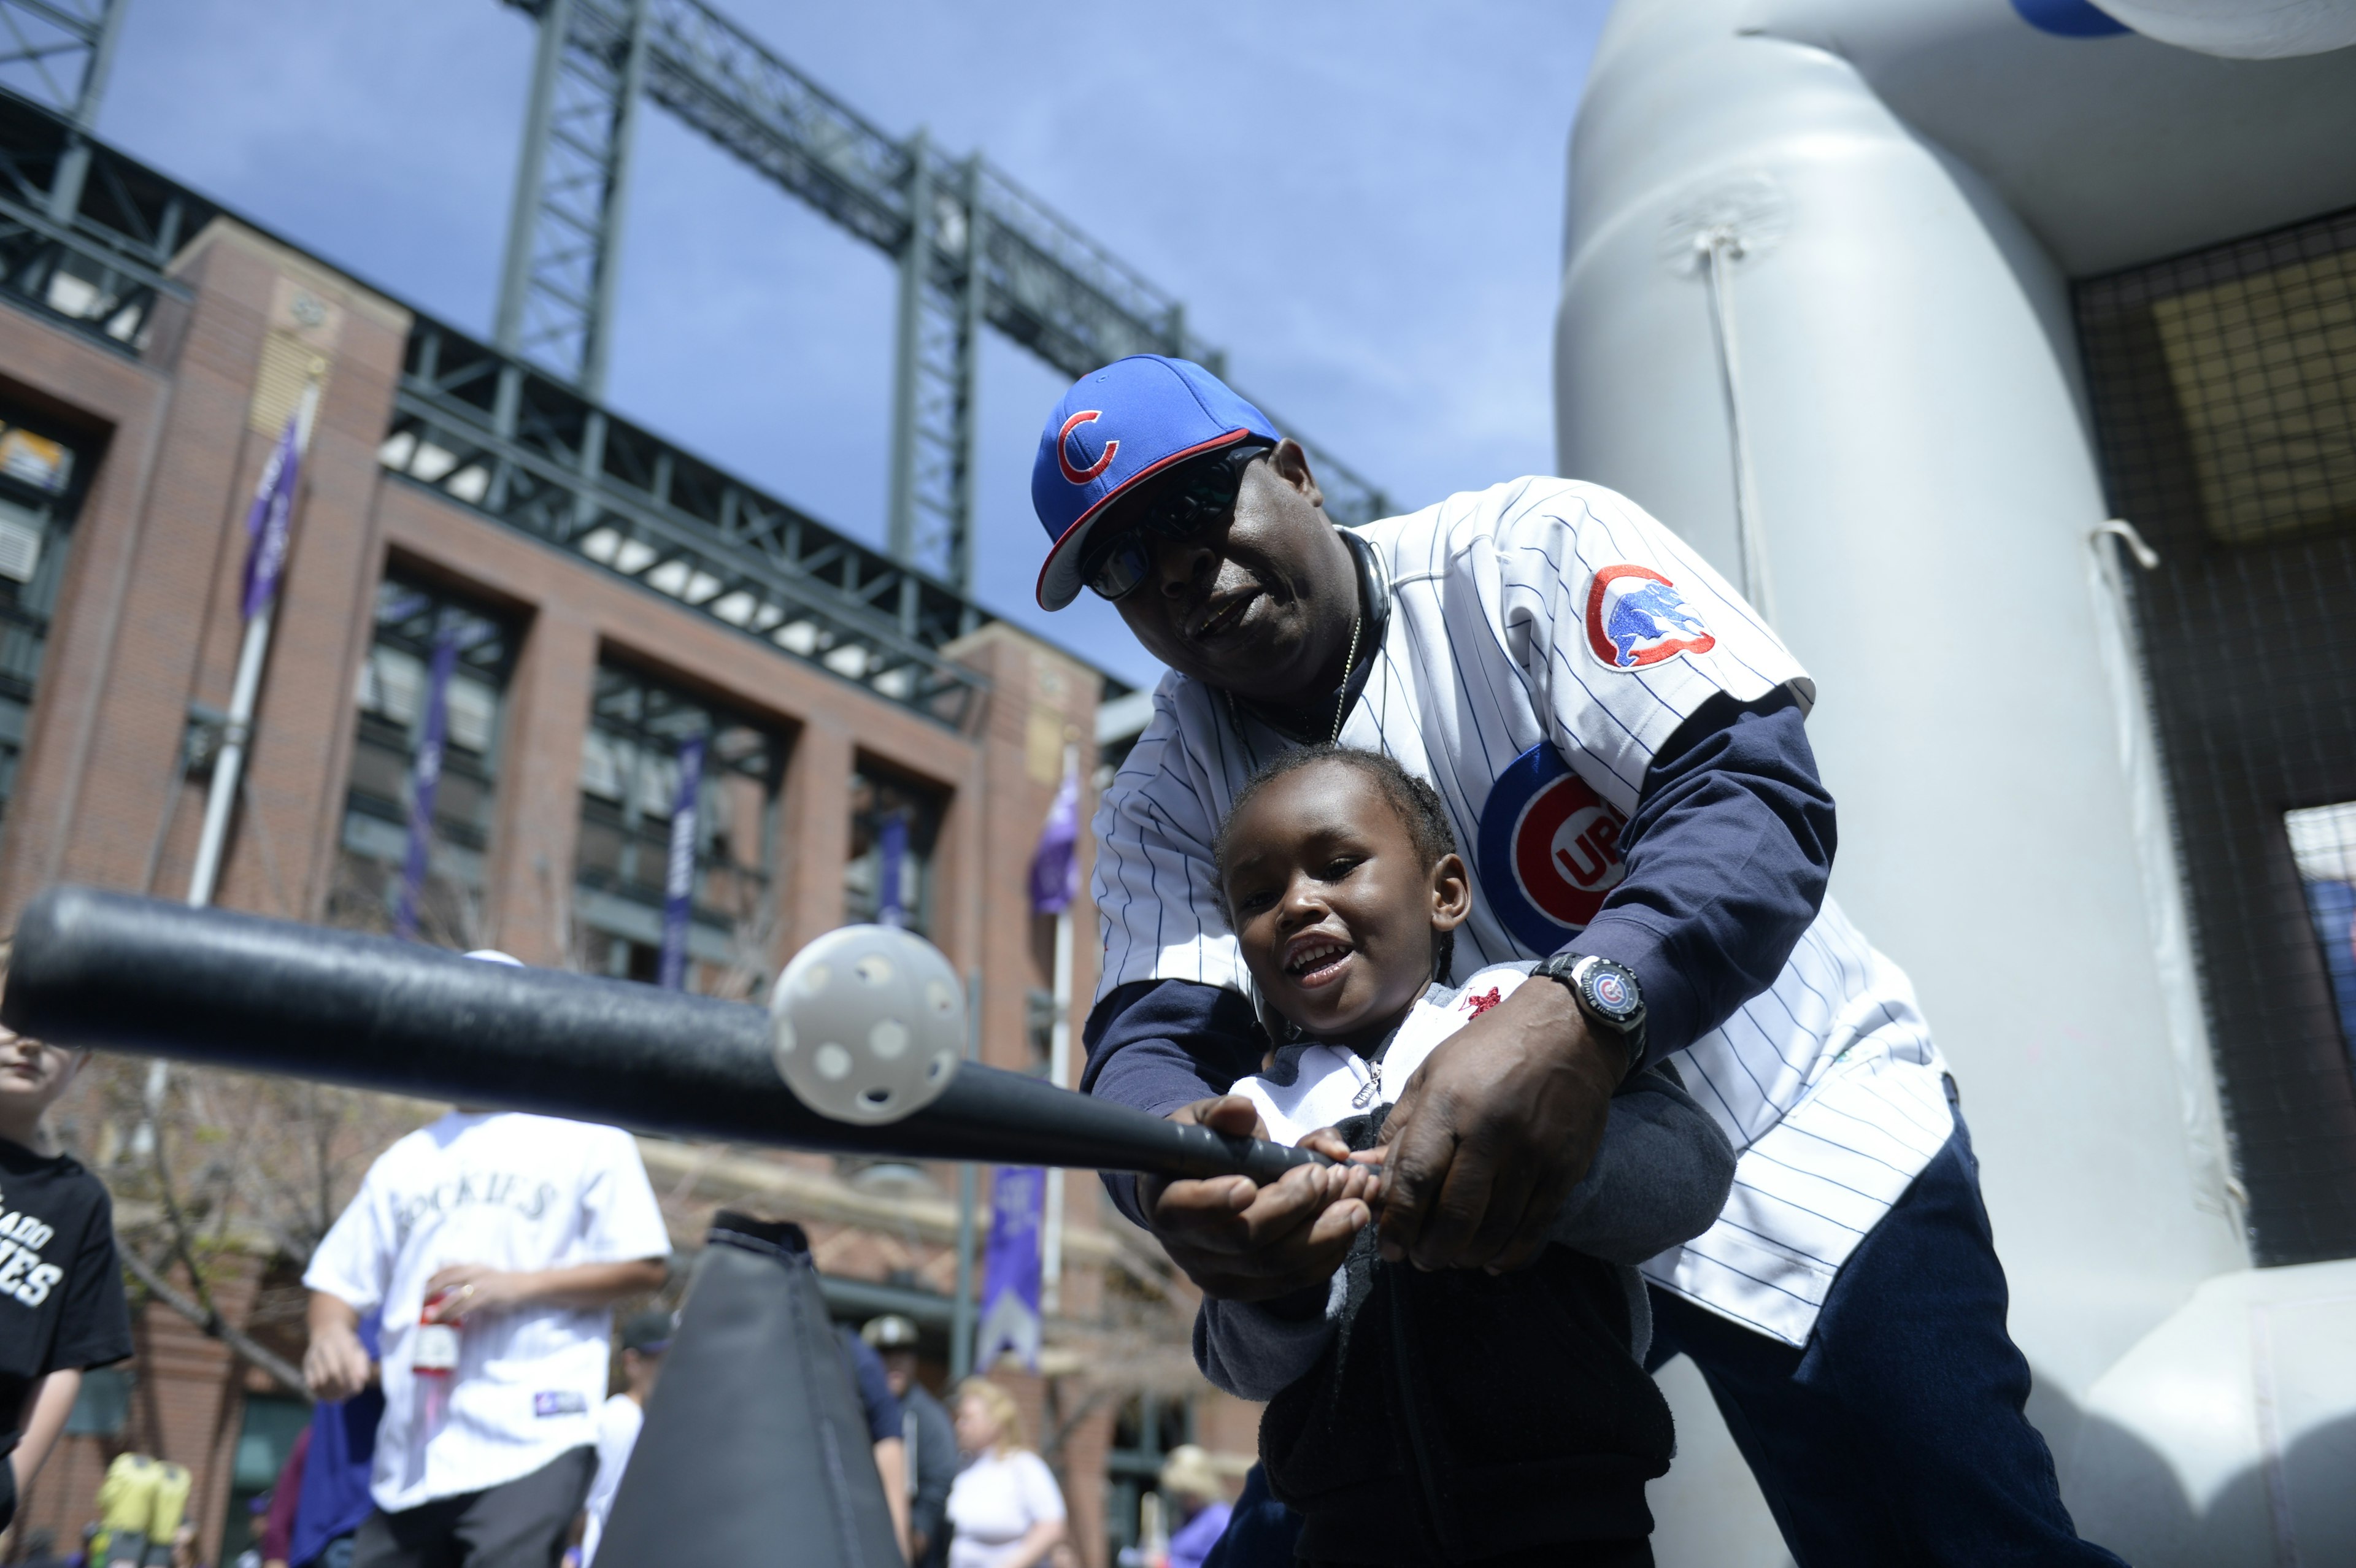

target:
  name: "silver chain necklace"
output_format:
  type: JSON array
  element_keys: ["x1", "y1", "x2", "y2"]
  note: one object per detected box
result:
[
  {"x1": 1221, "y1": 607, "x2": 1365, "y2": 745},
  {"x1": 1329, "y1": 610, "x2": 1364, "y2": 744}
]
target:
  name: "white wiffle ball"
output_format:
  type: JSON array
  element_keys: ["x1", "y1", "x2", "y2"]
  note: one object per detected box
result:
[{"x1": 769, "y1": 924, "x2": 963, "y2": 1123}]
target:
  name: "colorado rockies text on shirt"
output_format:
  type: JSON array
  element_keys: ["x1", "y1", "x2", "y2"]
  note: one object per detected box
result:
[
  {"x1": 393, "y1": 1172, "x2": 561, "y2": 1242},
  {"x1": 0, "y1": 1195, "x2": 63, "y2": 1306}
]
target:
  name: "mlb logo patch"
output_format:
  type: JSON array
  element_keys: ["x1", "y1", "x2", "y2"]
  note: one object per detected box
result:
[
  {"x1": 534, "y1": 1391, "x2": 588, "y2": 1418},
  {"x1": 1584, "y1": 564, "x2": 1715, "y2": 671}
]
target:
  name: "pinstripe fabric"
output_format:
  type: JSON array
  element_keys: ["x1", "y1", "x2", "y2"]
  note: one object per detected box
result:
[{"x1": 1089, "y1": 479, "x2": 1950, "y2": 1345}]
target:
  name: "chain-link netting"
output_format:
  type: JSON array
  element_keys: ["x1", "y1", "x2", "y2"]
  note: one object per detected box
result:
[{"x1": 2078, "y1": 205, "x2": 2356, "y2": 1266}]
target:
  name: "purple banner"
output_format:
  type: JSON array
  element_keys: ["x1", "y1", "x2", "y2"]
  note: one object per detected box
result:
[
  {"x1": 1028, "y1": 765, "x2": 1080, "y2": 916},
  {"x1": 241, "y1": 413, "x2": 302, "y2": 620},
  {"x1": 658, "y1": 734, "x2": 707, "y2": 990},
  {"x1": 877, "y1": 812, "x2": 908, "y2": 928},
  {"x1": 393, "y1": 625, "x2": 460, "y2": 941},
  {"x1": 973, "y1": 1166, "x2": 1044, "y2": 1372}
]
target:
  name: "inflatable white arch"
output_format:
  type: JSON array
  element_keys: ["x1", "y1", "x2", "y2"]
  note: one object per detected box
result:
[{"x1": 1555, "y1": 4, "x2": 2356, "y2": 1564}]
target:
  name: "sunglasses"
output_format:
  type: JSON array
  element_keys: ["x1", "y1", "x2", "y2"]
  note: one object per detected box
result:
[{"x1": 1080, "y1": 442, "x2": 1272, "y2": 602}]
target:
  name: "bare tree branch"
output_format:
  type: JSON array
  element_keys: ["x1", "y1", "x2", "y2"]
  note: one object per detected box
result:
[{"x1": 118, "y1": 1240, "x2": 311, "y2": 1402}]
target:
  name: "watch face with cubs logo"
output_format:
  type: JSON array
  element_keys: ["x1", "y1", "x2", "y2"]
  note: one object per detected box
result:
[
  {"x1": 1579, "y1": 959, "x2": 1641, "y2": 1024},
  {"x1": 1476, "y1": 742, "x2": 1630, "y2": 951}
]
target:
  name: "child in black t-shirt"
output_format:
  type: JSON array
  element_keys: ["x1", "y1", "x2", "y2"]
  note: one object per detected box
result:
[{"x1": 0, "y1": 947, "x2": 133, "y2": 1534}]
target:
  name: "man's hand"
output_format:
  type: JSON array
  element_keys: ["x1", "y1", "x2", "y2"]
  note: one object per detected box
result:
[
  {"x1": 423, "y1": 1258, "x2": 668, "y2": 1321},
  {"x1": 304, "y1": 1307, "x2": 372, "y2": 1403},
  {"x1": 1377, "y1": 976, "x2": 1621, "y2": 1274},
  {"x1": 1139, "y1": 1097, "x2": 1376, "y2": 1302},
  {"x1": 423, "y1": 1264, "x2": 529, "y2": 1321}
]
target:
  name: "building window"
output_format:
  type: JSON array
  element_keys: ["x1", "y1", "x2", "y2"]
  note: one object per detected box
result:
[
  {"x1": 845, "y1": 765, "x2": 944, "y2": 934},
  {"x1": 226, "y1": 1394, "x2": 311, "y2": 1565},
  {"x1": 1107, "y1": 1391, "x2": 1195, "y2": 1562},
  {"x1": 62, "y1": 1366, "x2": 130, "y2": 1437},
  {"x1": 330, "y1": 575, "x2": 515, "y2": 945},
  {"x1": 0, "y1": 409, "x2": 90, "y2": 838},
  {"x1": 574, "y1": 661, "x2": 787, "y2": 995}
]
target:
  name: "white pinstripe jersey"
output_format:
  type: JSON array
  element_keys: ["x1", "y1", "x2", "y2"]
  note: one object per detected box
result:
[{"x1": 1090, "y1": 477, "x2": 1953, "y2": 1346}]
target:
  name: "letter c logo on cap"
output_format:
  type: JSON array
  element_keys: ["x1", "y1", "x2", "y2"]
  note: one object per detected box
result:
[{"x1": 1057, "y1": 410, "x2": 1118, "y2": 485}]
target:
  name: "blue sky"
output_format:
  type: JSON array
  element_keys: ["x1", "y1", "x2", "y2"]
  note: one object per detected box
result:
[{"x1": 93, "y1": 0, "x2": 1610, "y2": 688}]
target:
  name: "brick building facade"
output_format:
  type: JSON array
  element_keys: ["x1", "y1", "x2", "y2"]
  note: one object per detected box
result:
[{"x1": 0, "y1": 105, "x2": 1255, "y2": 1567}]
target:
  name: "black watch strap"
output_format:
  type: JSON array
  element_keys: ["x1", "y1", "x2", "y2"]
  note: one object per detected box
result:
[{"x1": 1533, "y1": 952, "x2": 1648, "y2": 1080}]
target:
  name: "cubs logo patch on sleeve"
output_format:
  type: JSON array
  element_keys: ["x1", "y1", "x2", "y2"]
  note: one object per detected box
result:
[
  {"x1": 1585, "y1": 564, "x2": 1716, "y2": 670},
  {"x1": 1477, "y1": 743, "x2": 1630, "y2": 950}
]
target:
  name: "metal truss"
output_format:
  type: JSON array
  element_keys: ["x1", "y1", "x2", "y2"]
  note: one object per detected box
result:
[
  {"x1": 884, "y1": 139, "x2": 977, "y2": 583},
  {"x1": 500, "y1": 0, "x2": 1392, "y2": 588},
  {"x1": 0, "y1": 94, "x2": 1002, "y2": 727},
  {"x1": 0, "y1": 88, "x2": 206, "y2": 358},
  {"x1": 0, "y1": 0, "x2": 115, "y2": 125},
  {"x1": 0, "y1": 0, "x2": 120, "y2": 222},
  {"x1": 493, "y1": 0, "x2": 649, "y2": 398},
  {"x1": 382, "y1": 318, "x2": 993, "y2": 728}
]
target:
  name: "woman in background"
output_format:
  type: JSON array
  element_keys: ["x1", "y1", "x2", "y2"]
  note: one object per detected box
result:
[
  {"x1": 944, "y1": 1379, "x2": 1064, "y2": 1568},
  {"x1": 1157, "y1": 1447, "x2": 1231, "y2": 1568}
]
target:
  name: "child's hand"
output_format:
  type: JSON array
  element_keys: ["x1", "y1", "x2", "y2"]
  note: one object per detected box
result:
[
  {"x1": 1296, "y1": 1125, "x2": 1353, "y2": 1163},
  {"x1": 1141, "y1": 1096, "x2": 1379, "y2": 1302},
  {"x1": 1301, "y1": 1127, "x2": 1387, "y2": 1210}
]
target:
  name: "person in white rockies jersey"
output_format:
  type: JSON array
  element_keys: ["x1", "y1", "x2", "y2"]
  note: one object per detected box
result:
[
  {"x1": 1028, "y1": 357, "x2": 2127, "y2": 1568},
  {"x1": 302, "y1": 953, "x2": 671, "y2": 1568}
]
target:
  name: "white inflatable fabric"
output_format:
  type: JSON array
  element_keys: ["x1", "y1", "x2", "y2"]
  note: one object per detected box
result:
[
  {"x1": 1560, "y1": 1, "x2": 2356, "y2": 1562},
  {"x1": 2093, "y1": 0, "x2": 2356, "y2": 58}
]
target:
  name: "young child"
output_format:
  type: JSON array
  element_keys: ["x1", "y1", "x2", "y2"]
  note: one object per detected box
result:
[
  {"x1": 0, "y1": 945, "x2": 134, "y2": 1539},
  {"x1": 1192, "y1": 747, "x2": 1736, "y2": 1568}
]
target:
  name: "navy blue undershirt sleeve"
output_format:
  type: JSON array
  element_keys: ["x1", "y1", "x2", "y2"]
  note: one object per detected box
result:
[
  {"x1": 1079, "y1": 979, "x2": 1262, "y2": 1226},
  {"x1": 1565, "y1": 688, "x2": 1834, "y2": 1069}
]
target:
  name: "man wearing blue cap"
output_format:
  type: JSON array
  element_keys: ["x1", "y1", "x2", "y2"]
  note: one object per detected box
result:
[{"x1": 1040, "y1": 358, "x2": 2123, "y2": 1566}]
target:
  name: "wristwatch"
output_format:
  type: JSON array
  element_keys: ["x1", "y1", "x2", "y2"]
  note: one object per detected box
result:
[{"x1": 1532, "y1": 951, "x2": 1647, "y2": 1080}]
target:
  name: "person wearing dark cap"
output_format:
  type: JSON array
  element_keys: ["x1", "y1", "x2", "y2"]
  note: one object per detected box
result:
[
  {"x1": 577, "y1": 1309, "x2": 670, "y2": 1567},
  {"x1": 863, "y1": 1315, "x2": 955, "y2": 1568}
]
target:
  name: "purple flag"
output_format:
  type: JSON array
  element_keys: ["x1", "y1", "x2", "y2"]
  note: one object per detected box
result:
[
  {"x1": 241, "y1": 413, "x2": 302, "y2": 620},
  {"x1": 1027, "y1": 765, "x2": 1080, "y2": 915},
  {"x1": 974, "y1": 1166, "x2": 1044, "y2": 1372},
  {"x1": 658, "y1": 734, "x2": 706, "y2": 990},
  {"x1": 877, "y1": 812, "x2": 908, "y2": 928},
  {"x1": 392, "y1": 625, "x2": 460, "y2": 941}
]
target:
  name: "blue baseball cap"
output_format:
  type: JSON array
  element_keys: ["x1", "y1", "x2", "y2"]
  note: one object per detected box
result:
[{"x1": 1031, "y1": 356, "x2": 1279, "y2": 610}]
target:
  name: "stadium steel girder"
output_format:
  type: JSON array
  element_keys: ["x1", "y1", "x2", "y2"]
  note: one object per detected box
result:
[
  {"x1": 0, "y1": 86, "x2": 201, "y2": 356},
  {"x1": 0, "y1": 0, "x2": 123, "y2": 221},
  {"x1": 496, "y1": 0, "x2": 1392, "y2": 590},
  {"x1": 383, "y1": 318, "x2": 996, "y2": 728},
  {"x1": 0, "y1": 96, "x2": 1025, "y2": 728},
  {"x1": 493, "y1": 0, "x2": 651, "y2": 401}
]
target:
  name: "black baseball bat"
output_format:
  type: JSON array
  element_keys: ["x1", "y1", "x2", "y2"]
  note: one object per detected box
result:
[{"x1": 2, "y1": 886, "x2": 1322, "y2": 1183}]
